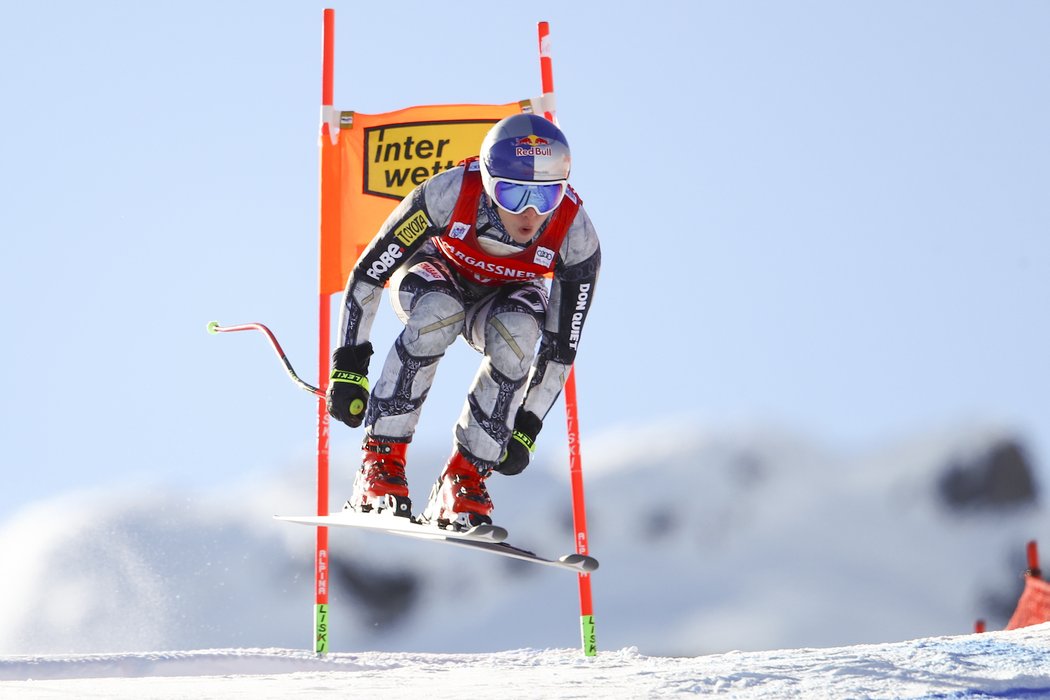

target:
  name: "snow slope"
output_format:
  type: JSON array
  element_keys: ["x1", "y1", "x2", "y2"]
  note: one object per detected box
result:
[
  {"x1": 0, "y1": 420, "x2": 1044, "y2": 660},
  {"x1": 2, "y1": 624, "x2": 1050, "y2": 699}
]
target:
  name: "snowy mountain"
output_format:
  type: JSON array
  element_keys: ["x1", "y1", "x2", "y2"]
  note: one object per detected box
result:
[{"x1": 0, "y1": 419, "x2": 1044, "y2": 660}]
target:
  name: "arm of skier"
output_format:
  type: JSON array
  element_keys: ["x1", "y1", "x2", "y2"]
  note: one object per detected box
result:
[
  {"x1": 327, "y1": 168, "x2": 462, "y2": 427},
  {"x1": 497, "y1": 208, "x2": 602, "y2": 474}
]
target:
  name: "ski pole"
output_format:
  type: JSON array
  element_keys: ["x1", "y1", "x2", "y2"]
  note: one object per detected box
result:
[{"x1": 207, "y1": 321, "x2": 323, "y2": 397}]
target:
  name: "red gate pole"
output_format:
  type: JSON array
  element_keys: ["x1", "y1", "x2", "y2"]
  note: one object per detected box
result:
[
  {"x1": 1026, "y1": 540, "x2": 1042, "y2": 579},
  {"x1": 537, "y1": 20, "x2": 598, "y2": 657},
  {"x1": 312, "y1": 7, "x2": 336, "y2": 655}
]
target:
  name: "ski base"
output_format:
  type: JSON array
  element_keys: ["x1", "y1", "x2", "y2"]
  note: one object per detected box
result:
[
  {"x1": 440, "y1": 538, "x2": 599, "y2": 573},
  {"x1": 274, "y1": 511, "x2": 598, "y2": 573},
  {"x1": 274, "y1": 510, "x2": 507, "y2": 543}
]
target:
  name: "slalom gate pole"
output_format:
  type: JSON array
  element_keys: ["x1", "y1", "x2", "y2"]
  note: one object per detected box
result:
[
  {"x1": 537, "y1": 20, "x2": 598, "y2": 658},
  {"x1": 206, "y1": 316, "x2": 328, "y2": 650},
  {"x1": 312, "y1": 7, "x2": 337, "y2": 655},
  {"x1": 564, "y1": 367, "x2": 597, "y2": 656},
  {"x1": 1027, "y1": 540, "x2": 1042, "y2": 579}
]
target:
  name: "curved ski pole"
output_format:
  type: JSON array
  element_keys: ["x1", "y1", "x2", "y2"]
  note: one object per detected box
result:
[{"x1": 207, "y1": 321, "x2": 323, "y2": 397}]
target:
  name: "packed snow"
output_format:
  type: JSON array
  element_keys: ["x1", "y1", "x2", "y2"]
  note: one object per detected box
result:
[
  {"x1": 2, "y1": 626, "x2": 1050, "y2": 698},
  {"x1": 0, "y1": 421, "x2": 1047, "y2": 697}
]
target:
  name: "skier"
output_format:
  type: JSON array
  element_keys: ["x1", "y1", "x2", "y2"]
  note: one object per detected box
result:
[{"x1": 325, "y1": 113, "x2": 601, "y2": 531}]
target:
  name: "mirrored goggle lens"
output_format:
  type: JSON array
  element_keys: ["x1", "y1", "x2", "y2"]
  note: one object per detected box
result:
[{"x1": 492, "y1": 180, "x2": 566, "y2": 215}]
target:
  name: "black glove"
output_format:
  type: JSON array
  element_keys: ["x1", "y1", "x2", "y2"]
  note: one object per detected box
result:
[
  {"x1": 326, "y1": 342, "x2": 373, "y2": 428},
  {"x1": 496, "y1": 408, "x2": 543, "y2": 476}
]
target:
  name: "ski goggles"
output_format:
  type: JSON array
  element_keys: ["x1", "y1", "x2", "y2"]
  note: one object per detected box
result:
[{"x1": 490, "y1": 178, "x2": 567, "y2": 215}]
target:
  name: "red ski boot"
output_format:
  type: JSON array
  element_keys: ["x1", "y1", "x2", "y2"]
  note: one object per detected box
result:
[
  {"x1": 345, "y1": 438, "x2": 412, "y2": 517},
  {"x1": 421, "y1": 450, "x2": 493, "y2": 531}
]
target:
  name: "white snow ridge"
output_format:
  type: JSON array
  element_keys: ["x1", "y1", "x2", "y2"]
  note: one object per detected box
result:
[{"x1": 1, "y1": 627, "x2": 1050, "y2": 698}]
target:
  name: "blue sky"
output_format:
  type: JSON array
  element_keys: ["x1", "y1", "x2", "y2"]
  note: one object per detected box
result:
[{"x1": 2, "y1": 1, "x2": 1047, "y2": 518}]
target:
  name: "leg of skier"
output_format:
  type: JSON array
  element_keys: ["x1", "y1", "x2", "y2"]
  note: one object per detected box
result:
[
  {"x1": 423, "y1": 281, "x2": 547, "y2": 530},
  {"x1": 346, "y1": 251, "x2": 465, "y2": 517}
]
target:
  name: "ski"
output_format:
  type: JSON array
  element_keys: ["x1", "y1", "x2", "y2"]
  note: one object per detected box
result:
[
  {"x1": 274, "y1": 511, "x2": 598, "y2": 573},
  {"x1": 274, "y1": 510, "x2": 508, "y2": 543},
  {"x1": 436, "y1": 537, "x2": 599, "y2": 574}
]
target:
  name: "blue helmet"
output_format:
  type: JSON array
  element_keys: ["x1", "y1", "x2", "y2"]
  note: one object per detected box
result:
[{"x1": 479, "y1": 114, "x2": 571, "y2": 209}]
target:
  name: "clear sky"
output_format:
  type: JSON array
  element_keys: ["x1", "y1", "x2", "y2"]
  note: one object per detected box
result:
[{"x1": 2, "y1": 1, "x2": 1047, "y2": 518}]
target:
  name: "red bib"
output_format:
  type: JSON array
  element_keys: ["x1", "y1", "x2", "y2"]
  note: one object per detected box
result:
[{"x1": 436, "y1": 158, "x2": 580, "y2": 286}]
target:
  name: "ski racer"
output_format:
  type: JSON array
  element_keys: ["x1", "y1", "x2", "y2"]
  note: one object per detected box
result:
[{"x1": 325, "y1": 113, "x2": 601, "y2": 531}]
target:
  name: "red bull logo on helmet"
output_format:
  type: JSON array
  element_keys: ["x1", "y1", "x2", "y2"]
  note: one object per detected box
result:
[{"x1": 514, "y1": 134, "x2": 553, "y2": 157}]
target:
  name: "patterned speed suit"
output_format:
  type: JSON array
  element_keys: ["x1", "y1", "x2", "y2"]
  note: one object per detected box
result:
[{"x1": 338, "y1": 161, "x2": 601, "y2": 470}]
